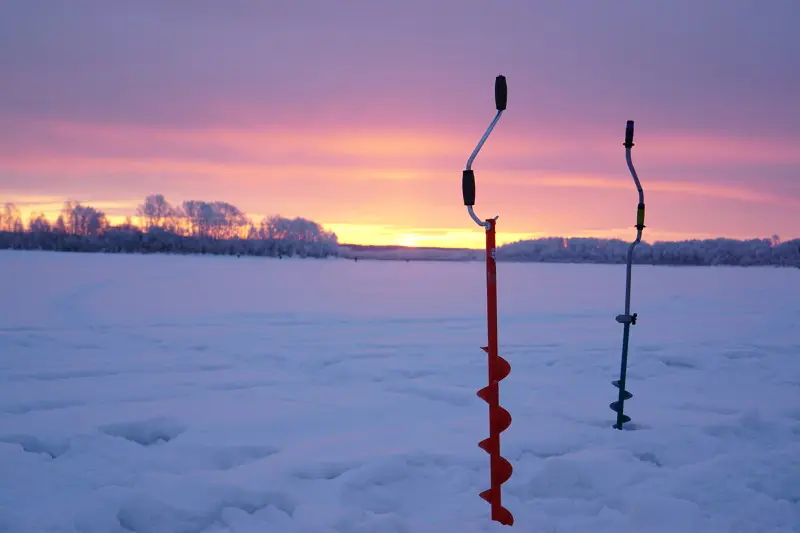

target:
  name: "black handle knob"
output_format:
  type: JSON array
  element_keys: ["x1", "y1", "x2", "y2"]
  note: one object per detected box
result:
[
  {"x1": 624, "y1": 120, "x2": 635, "y2": 147},
  {"x1": 462, "y1": 170, "x2": 476, "y2": 206},
  {"x1": 495, "y1": 75, "x2": 507, "y2": 111}
]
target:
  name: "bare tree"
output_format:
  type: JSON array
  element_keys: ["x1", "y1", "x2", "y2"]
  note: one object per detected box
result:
[
  {"x1": 136, "y1": 194, "x2": 175, "y2": 230},
  {"x1": 28, "y1": 212, "x2": 52, "y2": 233},
  {"x1": 181, "y1": 200, "x2": 249, "y2": 239},
  {"x1": 59, "y1": 201, "x2": 108, "y2": 236},
  {"x1": 0, "y1": 203, "x2": 23, "y2": 232}
]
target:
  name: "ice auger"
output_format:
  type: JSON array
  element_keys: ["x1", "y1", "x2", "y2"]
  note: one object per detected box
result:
[
  {"x1": 610, "y1": 120, "x2": 646, "y2": 430},
  {"x1": 462, "y1": 75, "x2": 513, "y2": 526}
]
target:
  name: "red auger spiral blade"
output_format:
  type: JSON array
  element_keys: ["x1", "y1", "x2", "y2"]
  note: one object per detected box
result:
[{"x1": 476, "y1": 219, "x2": 514, "y2": 526}]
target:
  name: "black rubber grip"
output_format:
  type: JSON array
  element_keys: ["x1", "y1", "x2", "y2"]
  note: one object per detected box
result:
[
  {"x1": 462, "y1": 170, "x2": 476, "y2": 206},
  {"x1": 495, "y1": 75, "x2": 507, "y2": 111},
  {"x1": 624, "y1": 120, "x2": 635, "y2": 147}
]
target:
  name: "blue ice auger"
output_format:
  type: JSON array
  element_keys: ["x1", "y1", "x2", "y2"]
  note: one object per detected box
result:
[{"x1": 610, "y1": 120, "x2": 645, "y2": 430}]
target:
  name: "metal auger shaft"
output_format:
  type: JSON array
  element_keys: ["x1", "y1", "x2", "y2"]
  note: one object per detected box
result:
[{"x1": 610, "y1": 120, "x2": 645, "y2": 430}]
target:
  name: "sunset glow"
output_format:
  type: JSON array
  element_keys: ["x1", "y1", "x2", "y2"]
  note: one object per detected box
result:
[{"x1": 2, "y1": 1, "x2": 798, "y2": 246}]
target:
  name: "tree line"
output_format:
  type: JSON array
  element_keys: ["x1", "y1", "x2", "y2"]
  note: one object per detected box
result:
[
  {"x1": 0, "y1": 195, "x2": 339, "y2": 258},
  {"x1": 1, "y1": 196, "x2": 797, "y2": 266},
  {"x1": 497, "y1": 235, "x2": 800, "y2": 267}
]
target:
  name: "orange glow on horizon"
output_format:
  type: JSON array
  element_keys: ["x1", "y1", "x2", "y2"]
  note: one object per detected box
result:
[
  {"x1": 2, "y1": 119, "x2": 798, "y2": 247},
  {"x1": 5, "y1": 199, "x2": 781, "y2": 249}
]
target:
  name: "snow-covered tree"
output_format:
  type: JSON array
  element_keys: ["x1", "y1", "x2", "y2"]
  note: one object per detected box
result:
[{"x1": 0, "y1": 203, "x2": 23, "y2": 232}]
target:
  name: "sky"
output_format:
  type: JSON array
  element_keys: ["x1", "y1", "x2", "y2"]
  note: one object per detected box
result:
[{"x1": 1, "y1": 0, "x2": 798, "y2": 248}]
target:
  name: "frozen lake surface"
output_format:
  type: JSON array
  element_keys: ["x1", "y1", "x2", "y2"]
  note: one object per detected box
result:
[{"x1": 1, "y1": 250, "x2": 798, "y2": 532}]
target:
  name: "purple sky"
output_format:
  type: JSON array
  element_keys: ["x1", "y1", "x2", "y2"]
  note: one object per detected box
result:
[{"x1": 2, "y1": 0, "x2": 798, "y2": 245}]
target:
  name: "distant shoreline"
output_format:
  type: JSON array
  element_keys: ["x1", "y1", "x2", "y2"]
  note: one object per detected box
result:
[
  {"x1": 340, "y1": 241, "x2": 800, "y2": 267},
  {"x1": 2, "y1": 246, "x2": 798, "y2": 270},
  {"x1": 1, "y1": 232, "x2": 798, "y2": 268}
]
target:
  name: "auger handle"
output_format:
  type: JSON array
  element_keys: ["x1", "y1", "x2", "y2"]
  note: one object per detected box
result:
[
  {"x1": 495, "y1": 75, "x2": 507, "y2": 111},
  {"x1": 463, "y1": 75, "x2": 507, "y2": 226},
  {"x1": 624, "y1": 120, "x2": 635, "y2": 148}
]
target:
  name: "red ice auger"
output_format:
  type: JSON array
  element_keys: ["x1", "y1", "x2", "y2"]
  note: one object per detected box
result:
[{"x1": 462, "y1": 75, "x2": 514, "y2": 526}]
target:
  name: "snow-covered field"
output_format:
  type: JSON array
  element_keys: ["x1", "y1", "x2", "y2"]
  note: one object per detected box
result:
[{"x1": 0, "y1": 250, "x2": 798, "y2": 533}]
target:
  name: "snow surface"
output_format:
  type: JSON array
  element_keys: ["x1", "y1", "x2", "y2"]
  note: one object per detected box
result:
[{"x1": 0, "y1": 250, "x2": 798, "y2": 533}]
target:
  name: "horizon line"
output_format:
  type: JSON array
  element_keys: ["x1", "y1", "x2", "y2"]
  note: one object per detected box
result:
[
  {"x1": 3, "y1": 197, "x2": 796, "y2": 250},
  {"x1": 341, "y1": 232, "x2": 797, "y2": 250}
]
